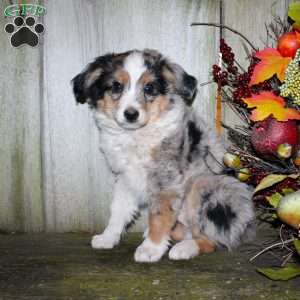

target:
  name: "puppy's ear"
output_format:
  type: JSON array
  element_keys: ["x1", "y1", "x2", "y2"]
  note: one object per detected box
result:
[
  {"x1": 71, "y1": 54, "x2": 113, "y2": 105},
  {"x1": 164, "y1": 62, "x2": 198, "y2": 106},
  {"x1": 72, "y1": 72, "x2": 87, "y2": 104}
]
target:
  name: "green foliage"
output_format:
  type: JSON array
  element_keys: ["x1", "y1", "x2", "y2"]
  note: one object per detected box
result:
[
  {"x1": 257, "y1": 263, "x2": 300, "y2": 280},
  {"x1": 288, "y1": 2, "x2": 300, "y2": 30},
  {"x1": 266, "y1": 192, "x2": 282, "y2": 208},
  {"x1": 294, "y1": 239, "x2": 300, "y2": 256}
]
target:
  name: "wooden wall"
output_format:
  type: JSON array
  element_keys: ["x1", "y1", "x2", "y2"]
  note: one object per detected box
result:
[{"x1": 0, "y1": 0, "x2": 294, "y2": 232}]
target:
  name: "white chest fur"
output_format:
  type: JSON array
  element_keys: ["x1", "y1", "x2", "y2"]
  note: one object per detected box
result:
[{"x1": 93, "y1": 107, "x2": 185, "y2": 175}]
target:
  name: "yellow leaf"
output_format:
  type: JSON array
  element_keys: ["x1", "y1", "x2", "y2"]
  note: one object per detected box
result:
[
  {"x1": 242, "y1": 91, "x2": 300, "y2": 121},
  {"x1": 254, "y1": 174, "x2": 300, "y2": 194}
]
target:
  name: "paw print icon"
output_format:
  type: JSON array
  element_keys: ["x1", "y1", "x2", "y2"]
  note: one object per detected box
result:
[{"x1": 4, "y1": 16, "x2": 44, "y2": 47}]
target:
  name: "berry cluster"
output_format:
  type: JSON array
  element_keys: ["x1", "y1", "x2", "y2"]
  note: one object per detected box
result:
[
  {"x1": 248, "y1": 168, "x2": 268, "y2": 186},
  {"x1": 220, "y1": 38, "x2": 235, "y2": 67},
  {"x1": 212, "y1": 39, "x2": 238, "y2": 86},
  {"x1": 212, "y1": 65, "x2": 228, "y2": 86}
]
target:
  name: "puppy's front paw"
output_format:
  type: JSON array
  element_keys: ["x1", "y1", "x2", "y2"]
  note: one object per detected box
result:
[
  {"x1": 169, "y1": 240, "x2": 199, "y2": 260},
  {"x1": 134, "y1": 238, "x2": 168, "y2": 263},
  {"x1": 91, "y1": 233, "x2": 120, "y2": 249}
]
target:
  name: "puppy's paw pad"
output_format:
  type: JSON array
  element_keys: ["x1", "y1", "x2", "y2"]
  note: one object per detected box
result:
[
  {"x1": 91, "y1": 233, "x2": 119, "y2": 249},
  {"x1": 134, "y1": 239, "x2": 167, "y2": 263},
  {"x1": 169, "y1": 240, "x2": 199, "y2": 260}
]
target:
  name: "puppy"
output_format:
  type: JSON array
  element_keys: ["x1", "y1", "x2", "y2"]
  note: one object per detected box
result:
[{"x1": 72, "y1": 49, "x2": 255, "y2": 262}]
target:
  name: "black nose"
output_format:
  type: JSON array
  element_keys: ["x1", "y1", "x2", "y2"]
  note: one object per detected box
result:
[{"x1": 124, "y1": 108, "x2": 139, "y2": 122}]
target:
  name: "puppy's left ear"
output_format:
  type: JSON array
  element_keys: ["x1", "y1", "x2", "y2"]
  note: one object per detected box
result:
[
  {"x1": 180, "y1": 71, "x2": 198, "y2": 105},
  {"x1": 164, "y1": 63, "x2": 198, "y2": 106}
]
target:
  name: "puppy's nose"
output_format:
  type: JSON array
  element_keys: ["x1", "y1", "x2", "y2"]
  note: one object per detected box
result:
[{"x1": 124, "y1": 107, "x2": 139, "y2": 122}]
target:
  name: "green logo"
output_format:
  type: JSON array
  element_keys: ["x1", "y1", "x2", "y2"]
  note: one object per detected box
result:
[{"x1": 4, "y1": 4, "x2": 46, "y2": 17}]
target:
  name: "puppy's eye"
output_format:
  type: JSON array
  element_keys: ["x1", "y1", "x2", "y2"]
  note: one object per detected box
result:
[
  {"x1": 111, "y1": 81, "x2": 123, "y2": 94},
  {"x1": 144, "y1": 83, "x2": 158, "y2": 97}
]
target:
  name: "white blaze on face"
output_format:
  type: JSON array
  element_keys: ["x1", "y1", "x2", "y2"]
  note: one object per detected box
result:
[{"x1": 116, "y1": 52, "x2": 147, "y2": 128}]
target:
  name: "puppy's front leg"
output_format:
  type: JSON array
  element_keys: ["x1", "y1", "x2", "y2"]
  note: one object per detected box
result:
[
  {"x1": 134, "y1": 191, "x2": 178, "y2": 262},
  {"x1": 91, "y1": 177, "x2": 139, "y2": 249}
]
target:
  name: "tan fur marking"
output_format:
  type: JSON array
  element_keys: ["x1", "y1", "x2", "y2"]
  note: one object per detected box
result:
[
  {"x1": 162, "y1": 66, "x2": 176, "y2": 84},
  {"x1": 115, "y1": 69, "x2": 130, "y2": 86},
  {"x1": 97, "y1": 94, "x2": 119, "y2": 116},
  {"x1": 149, "y1": 192, "x2": 178, "y2": 244},
  {"x1": 146, "y1": 96, "x2": 171, "y2": 122},
  {"x1": 150, "y1": 146, "x2": 160, "y2": 160},
  {"x1": 170, "y1": 222, "x2": 187, "y2": 241},
  {"x1": 195, "y1": 235, "x2": 216, "y2": 253},
  {"x1": 139, "y1": 72, "x2": 155, "y2": 85},
  {"x1": 186, "y1": 177, "x2": 213, "y2": 209},
  {"x1": 185, "y1": 177, "x2": 213, "y2": 237}
]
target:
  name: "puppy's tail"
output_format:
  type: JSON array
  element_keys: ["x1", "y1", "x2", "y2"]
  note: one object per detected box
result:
[{"x1": 186, "y1": 175, "x2": 255, "y2": 250}]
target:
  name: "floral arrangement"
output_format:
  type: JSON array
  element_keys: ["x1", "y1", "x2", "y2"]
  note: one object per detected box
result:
[{"x1": 193, "y1": 2, "x2": 300, "y2": 280}]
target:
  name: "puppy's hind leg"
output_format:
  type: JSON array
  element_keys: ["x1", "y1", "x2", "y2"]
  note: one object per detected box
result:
[
  {"x1": 184, "y1": 175, "x2": 255, "y2": 251},
  {"x1": 91, "y1": 177, "x2": 140, "y2": 249}
]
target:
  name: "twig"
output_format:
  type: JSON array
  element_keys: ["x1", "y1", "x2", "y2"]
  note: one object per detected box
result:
[
  {"x1": 249, "y1": 238, "x2": 295, "y2": 262},
  {"x1": 281, "y1": 251, "x2": 293, "y2": 267},
  {"x1": 199, "y1": 80, "x2": 214, "y2": 87},
  {"x1": 191, "y1": 22, "x2": 258, "y2": 52}
]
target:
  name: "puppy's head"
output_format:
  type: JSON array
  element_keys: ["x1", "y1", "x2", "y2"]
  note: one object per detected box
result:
[{"x1": 72, "y1": 49, "x2": 197, "y2": 130}]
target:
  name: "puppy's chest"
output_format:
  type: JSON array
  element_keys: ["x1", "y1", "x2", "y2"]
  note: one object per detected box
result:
[{"x1": 100, "y1": 129, "x2": 165, "y2": 173}]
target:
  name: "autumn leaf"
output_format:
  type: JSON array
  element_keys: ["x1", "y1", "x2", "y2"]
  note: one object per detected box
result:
[
  {"x1": 288, "y1": 1, "x2": 300, "y2": 31},
  {"x1": 242, "y1": 91, "x2": 300, "y2": 121},
  {"x1": 254, "y1": 174, "x2": 300, "y2": 194},
  {"x1": 250, "y1": 48, "x2": 291, "y2": 85}
]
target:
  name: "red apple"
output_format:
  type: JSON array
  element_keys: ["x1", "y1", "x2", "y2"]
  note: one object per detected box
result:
[
  {"x1": 277, "y1": 31, "x2": 300, "y2": 58},
  {"x1": 251, "y1": 117, "x2": 299, "y2": 159}
]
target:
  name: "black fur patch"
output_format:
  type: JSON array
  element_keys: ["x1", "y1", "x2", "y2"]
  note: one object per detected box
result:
[
  {"x1": 187, "y1": 121, "x2": 202, "y2": 162},
  {"x1": 72, "y1": 52, "x2": 131, "y2": 107},
  {"x1": 181, "y1": 73, "x2": 197, "y2": 105},
  {"x1": 202, "y1": 190, "x2": 213, "y2": 205},
  {"x1": 144, "y1": 56, "x2": 169, "y2": 96},
  {"x1": 207, "y1": 203, "x2": 236, "y2": 231},
  {"x1": 125, "y1": 210, "x2": 141, "y2": 231}
]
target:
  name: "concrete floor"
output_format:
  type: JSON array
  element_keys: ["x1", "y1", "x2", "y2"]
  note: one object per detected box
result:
[{"x1": 0, "y1": 229, "x2": 300, "y2": 300}]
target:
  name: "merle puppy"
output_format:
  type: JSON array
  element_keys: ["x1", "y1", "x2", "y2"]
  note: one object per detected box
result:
[{"x1": 72, "y1": 49, "x2": 255, "y2": 262}]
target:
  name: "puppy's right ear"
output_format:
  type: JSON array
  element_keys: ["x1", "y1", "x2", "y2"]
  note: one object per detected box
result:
[
  {"x1": 71, "y1": 54, "x2": 113, "y2": 105},
  {"x1": 72, "y1": 72, "x2": 87, "y2": 104}
]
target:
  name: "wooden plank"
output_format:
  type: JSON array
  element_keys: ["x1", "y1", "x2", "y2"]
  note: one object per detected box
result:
[
  {"x1": 1, "y1": 230, "x2": 300, "y2": 299},
  {"x1": 223, "y1": 0, "x2": 293, "y2": 129},
  {"x1": 42, "y1": 0, "x2": 219, "y2": 232},
  {"x1": 0, "y1": 0, "x2": 44, "y2": 232}
]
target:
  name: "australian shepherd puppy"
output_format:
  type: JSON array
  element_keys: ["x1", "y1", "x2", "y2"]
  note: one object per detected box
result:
[{"x1": 72, "y1": 49, "x2": 255, "y2": 262}]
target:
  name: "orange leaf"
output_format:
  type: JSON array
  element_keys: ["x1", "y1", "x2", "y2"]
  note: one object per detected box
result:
[
  {"x1": 296, "y1": 31, "x2": 300, "y2": 42},
  {"x1": 250, "y1": 48, "x2": 291, "y2": 86},
  {"x1": 242, "y1": 91, "x2": 300, "y2": 121}
]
